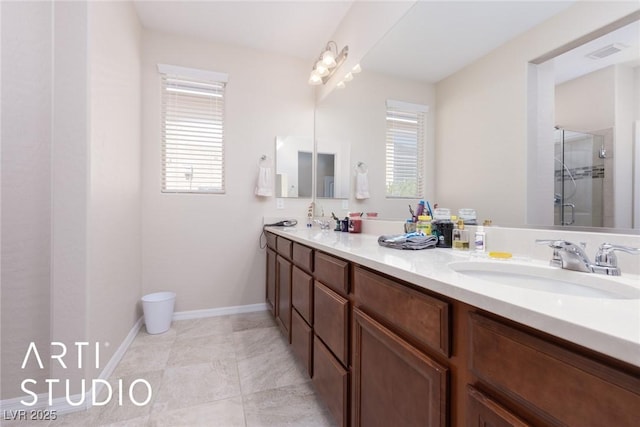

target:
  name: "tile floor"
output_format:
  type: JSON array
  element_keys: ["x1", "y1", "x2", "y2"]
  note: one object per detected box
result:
[{"x1": 7, "y1": 311, "x2": 335, "y2": 427}]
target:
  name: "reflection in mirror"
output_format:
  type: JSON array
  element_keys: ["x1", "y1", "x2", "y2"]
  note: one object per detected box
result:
[
  {"x1": 275, "y1": 136, "x2": 313, "y2": 198},
  {"x1": 315, "y1": 141, "x2": 350, "y2": 199},
  {"x1": 531, "y1": 16, "x2": 639, "y2": 230},
  {"x1": 554, "y1": 128, "x2": 612, "y2": 227},
  {"x1": 314, "y1": 69, "x2": 434, "y2": 217}
]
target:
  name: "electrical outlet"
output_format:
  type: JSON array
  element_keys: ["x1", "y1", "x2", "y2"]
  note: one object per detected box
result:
[
  {"x1": 276, "y1": 198, "x2": 284, "y2": 209},
  {"x1": 342, "y1": 200, "x2": 349, "y2": 210}
]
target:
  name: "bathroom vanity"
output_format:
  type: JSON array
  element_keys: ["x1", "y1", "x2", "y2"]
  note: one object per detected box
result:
[{"x1": 264, "y1": 228, "x2": 640, "y2": 426}]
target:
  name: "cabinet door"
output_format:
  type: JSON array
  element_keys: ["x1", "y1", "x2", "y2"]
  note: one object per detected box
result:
[
  {"x1": 266, "y1": 248, "x2": 277, "y2": 316},
  {"x1": 352, "y1": 308, "x2": 448, "y2": 427},
  {"x1": 276, "y1": 256, "x2": 292, "y2": 342},
  {"x1": 467, "y1": 386, "x2": 531, "y2": 427}
]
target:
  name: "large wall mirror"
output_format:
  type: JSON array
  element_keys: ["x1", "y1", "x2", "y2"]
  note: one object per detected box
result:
[
  {"x1": 529, "y1": 13, "x2": 639, "y2": 230},
  {"x1": 315, "y1": 1, "x2": 639, "y2": 232}
]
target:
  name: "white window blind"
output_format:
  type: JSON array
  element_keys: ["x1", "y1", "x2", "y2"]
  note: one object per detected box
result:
[
  {"x1": 385, "y1": 100, "x2": 427, "y2": 198},
  {"x1": 160, "y1": 65, "x2": 227, "y2": 193}
]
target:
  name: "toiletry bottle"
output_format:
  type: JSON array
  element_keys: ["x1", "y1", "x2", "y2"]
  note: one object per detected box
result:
[
  {"x1": 415, "y1": 200, "x2": 425, "y2": 218},
  {"x1": 452, "y1": 219, "x2": 469, "y2": 250},
  {"x1": 432, "y1": 208, "x2": 451, "y2": 247},
  {"x1": 404, "y1": 219, "x2": 416, "y2": 233},
  {"x1": 416, "y1": 215, "x2": 431, "y2": 236},
  {"x1": 475, "y1": 225, "x2": 486, "y2": 252}
]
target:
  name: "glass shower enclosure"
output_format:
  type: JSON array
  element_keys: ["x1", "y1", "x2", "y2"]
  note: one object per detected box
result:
[{"x1": 554, "y1": 128, "x2": 609, "y2": 227}]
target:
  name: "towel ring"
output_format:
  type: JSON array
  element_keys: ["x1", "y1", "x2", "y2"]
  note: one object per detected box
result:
[{"x1": 356, "y1": 162, "x2": 368, "y2": 173}]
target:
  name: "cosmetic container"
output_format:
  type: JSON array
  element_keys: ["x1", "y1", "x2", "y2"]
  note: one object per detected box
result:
[
  {"x1": 416, "y1": 215, "x2": 432, "y2": 236},
  {"x1": 452, "y1": 219, "x2": 470, "y2": 250},
  {"x1": 474, "y1": 225, "x2": 486, "y2": 252}
]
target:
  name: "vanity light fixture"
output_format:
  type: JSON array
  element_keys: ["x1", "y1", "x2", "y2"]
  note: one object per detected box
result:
[
  {"x1": 308, "y1": 41, "x2": 349, "y2": 85},
  {"x1": 336, "y1": 64, "x2": 363, "y2": 89}
]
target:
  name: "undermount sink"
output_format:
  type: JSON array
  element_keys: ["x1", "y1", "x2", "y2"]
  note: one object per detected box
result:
[{"x1": 448, "y1": 261, "x2": 640, "y2": 300}]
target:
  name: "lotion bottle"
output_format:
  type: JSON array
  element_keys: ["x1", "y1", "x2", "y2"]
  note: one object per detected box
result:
[{"x1": 474, "y1": 225, "x2": 486, "y2": 252}]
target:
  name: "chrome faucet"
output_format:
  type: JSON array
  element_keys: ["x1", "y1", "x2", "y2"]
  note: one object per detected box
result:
[
  {"x1": 592, "y1": 243, "x2": 640, "y2": 276},
  {"x1": 536, "y1": 240, "x2": 640, "y2": 276}
]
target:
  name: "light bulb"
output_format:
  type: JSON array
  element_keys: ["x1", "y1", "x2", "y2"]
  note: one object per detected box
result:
[
  {"x1": 321, "y1": 50, "x2": 337, "y2": 68},
  {"x1": 315, "y1": 61, "x2": 329, "y2": 77},
  {"x1": 344, "y1": 72, "x2": 353, "y2": 82},
  {"x1": 337, "y1": 81, "x2": 346, "y2": 89},
  {"x1": 308, "y1": 71, "x2": 322, "y2": 85},
  {"x1": 352, "y1": 64, "x2": 362, "y2": 73}
]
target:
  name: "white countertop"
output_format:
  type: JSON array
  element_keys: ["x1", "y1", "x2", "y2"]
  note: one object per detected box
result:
[{"x1": 266, "y1": 226, "x2": 640, "y2": 367}]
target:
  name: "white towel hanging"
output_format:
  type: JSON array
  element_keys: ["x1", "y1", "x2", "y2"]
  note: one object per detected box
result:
[
  {"x1": 255, "y1": 156, "x2": 273, "y2": 197},
  {"x1": 355, "y1": 162, "x2": 370, "y2": 199}
]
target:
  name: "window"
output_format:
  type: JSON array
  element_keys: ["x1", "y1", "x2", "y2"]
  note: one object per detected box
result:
[
  {"x1": 159, "y1": 64, "x2": 228, "y2": 193},
  {"x1": 385, "y1": 99, "x2": 428, "y2": 198}
]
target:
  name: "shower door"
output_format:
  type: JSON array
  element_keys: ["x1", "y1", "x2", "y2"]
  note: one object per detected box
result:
[{"x1": 554, "y1": 128, "x2": 607, "y2": 227}]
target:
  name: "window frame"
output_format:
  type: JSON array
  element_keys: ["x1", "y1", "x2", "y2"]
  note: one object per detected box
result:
[
  {"x1": 158, "y1": 64, "x2": 228, "y2": 194},
  {"x1": 384, "y1": 99, "x2": 428, "y2": 199}
]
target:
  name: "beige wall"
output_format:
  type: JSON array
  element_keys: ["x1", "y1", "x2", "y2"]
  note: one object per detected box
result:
[
  {"x1": 556, "y1": 66, "x2": 615, "y2": 132},
  {"x1": 1, "y1": 0, "x2": 53, "y2": 399},
  {"x1": 435, "y1": 1, "x2": 639, "y2": 226},
  {"x1": 141, "y1": 30, "x2": 314, "y2": 311},
  {"x1": 86, "y1": 0, "x2": 142, "y2": 382},
  {"x1": 1, "y1": 0, "x2": 142, "y2": 400}
]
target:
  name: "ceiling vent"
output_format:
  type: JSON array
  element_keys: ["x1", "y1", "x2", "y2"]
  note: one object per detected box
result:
[{"x1": 586, "y1": 43, "x2": 627, "y2": 60}]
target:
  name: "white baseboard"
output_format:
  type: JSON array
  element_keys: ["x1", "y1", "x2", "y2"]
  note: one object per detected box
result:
[
  {"x1": 0, "y1": 303, "x2": 266, "y2": 415},
  {"x1": 171, "y1": 302, "x2": 268, "y2": 321}
]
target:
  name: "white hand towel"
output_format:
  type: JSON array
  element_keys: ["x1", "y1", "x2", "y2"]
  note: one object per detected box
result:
[
  {"x1": 355, "y1": 171, "x2": 370, "y2": 199},
  {"x1": 255, "y1": 165, "x2": 273, "y2": 197}
]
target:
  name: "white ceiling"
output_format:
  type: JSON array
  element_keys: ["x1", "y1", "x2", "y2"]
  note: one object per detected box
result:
[
  {"x1": 133, "y1": 0, "x2": 354, "y2": 61},
  {"x1": 362, "y1": 1, "x2": 576, "y2": 83},
  {"x1": 134, "y1": 1, "x2": 636, "y2": 85}
]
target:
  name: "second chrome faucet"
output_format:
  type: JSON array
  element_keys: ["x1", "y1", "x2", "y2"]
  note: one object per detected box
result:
[{"x1": 536, "y1": 240, "x2": 640, "y2": 276}]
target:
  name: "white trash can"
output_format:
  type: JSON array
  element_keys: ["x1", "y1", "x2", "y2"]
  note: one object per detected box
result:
[{"x1": 142, "y1": 292, "x2": 176, "y2": 334}]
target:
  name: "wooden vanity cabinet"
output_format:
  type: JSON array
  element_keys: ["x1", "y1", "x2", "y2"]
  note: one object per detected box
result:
[{"x1": 264, "y1": 232, "x2": 640, "y2": 427}]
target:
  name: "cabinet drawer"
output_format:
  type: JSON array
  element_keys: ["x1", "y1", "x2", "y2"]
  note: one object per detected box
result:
[
  {"x1": 265, "y1": 231, "x2": 277, "y2": 250},
  {"x1": 314, "y1": 252, "x2": 349, "y2": 295},
  {"x1": 470, "y1": 313, "x2": 640, "y2": 427},
  {"x1": 467, "y1": 385, "x2": 530, "y2": 427},
  {"x1": 291, "y1": 309, "x2": 313, "y2": 378},
  {"x1": 276, "y1": 256, "x2": 292, "y2": 342},
  {"x1": 292, "y1": 266, "x2": 313, "y2": 325},
  {"x1": 266, "y1": 248, "x2": 277, "y2": 316},
  {"x1": 353, "y1": 267, "x2": 450, "y2": 357},
  {"x1": 314, "y1": 281, "x2": 349, "y2": 367},
  {"x1": 276, "y1": 236, "x2": 292, "y2": 259},
  {"x1": 313, "y1": 336, "x2": 349, "y2": 427},
  {"x1": 293, "y1": 242, "x2": 313, "y2": 273}
]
